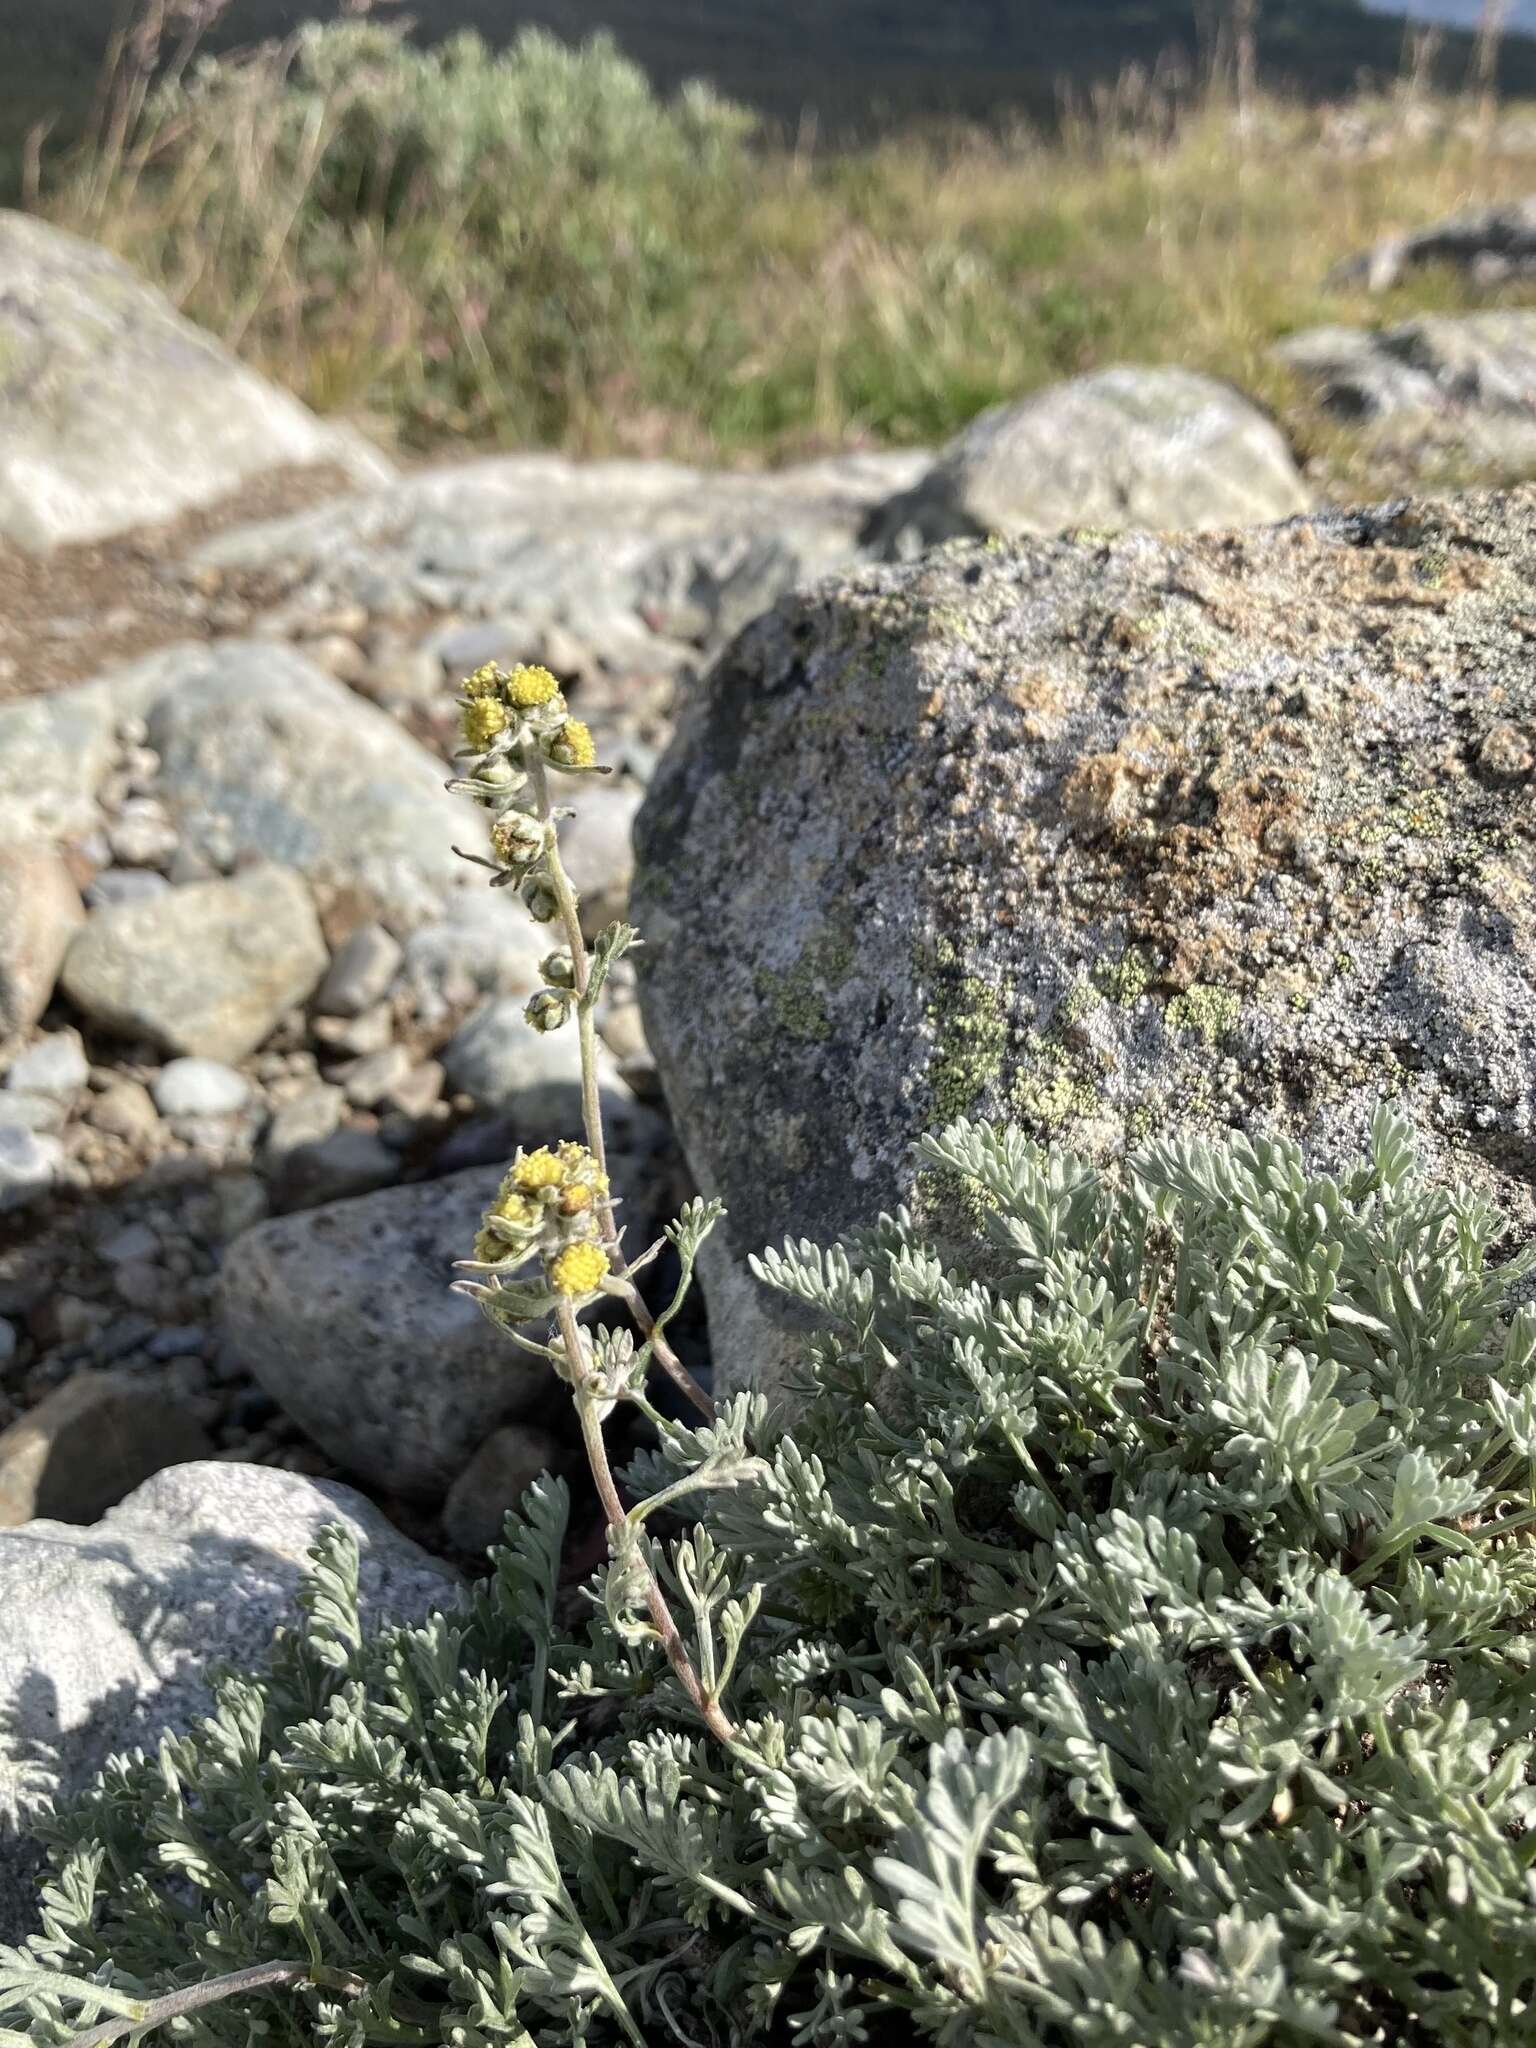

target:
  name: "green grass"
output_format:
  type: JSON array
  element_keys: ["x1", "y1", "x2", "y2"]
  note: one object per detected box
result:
[{"x1": 27, "y1": 10, "x2": 1536, "y2": 479}]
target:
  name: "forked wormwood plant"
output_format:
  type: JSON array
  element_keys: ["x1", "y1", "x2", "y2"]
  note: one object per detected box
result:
[
  {"x1": 443, "y1": 660, "x2": 746, "y2": 1747},
  {"x1": 7, "y1": 659, "x2": 1536, "y2": 2047}
]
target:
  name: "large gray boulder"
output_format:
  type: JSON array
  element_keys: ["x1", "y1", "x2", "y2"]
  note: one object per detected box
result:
[
  {"x1": 634, "y1": 487, "x2": 1536, "y2": 1396},
  {"x1": 0, "y1": 211, "x2": 390, "y2": 552},
  {"x1": 863, "y1": 366, "x2": 1309, "y2": 555},
  {"x1": 0, "y1": 641, "x2": 485, "y2": 928},
  {"x1": 219, "y1": 1167, "x2": 538, "y2": 1500},
  {"x1": 145, "y1": 642, "x2": 484, "y2": 927},
  {"x1": 0, "y1": 1461, "x2": 458, "y2": 1941},
  {"x1": 1277, "y1": 312, "x2": 1536, "y2": 482},
  {"x1": 189, "y1": 449, "x2": 932, "y2": 672}
]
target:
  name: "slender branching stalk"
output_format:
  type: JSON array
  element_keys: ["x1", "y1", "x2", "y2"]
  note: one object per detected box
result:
[{"x1": 447, "y1": 661, "x2": 733, "y2": 1746}]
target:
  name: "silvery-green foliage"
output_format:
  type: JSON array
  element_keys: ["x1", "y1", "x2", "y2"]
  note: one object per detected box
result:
[{"x1": 6, "y1": 1108, "x2": 1536, "y2": 2045}]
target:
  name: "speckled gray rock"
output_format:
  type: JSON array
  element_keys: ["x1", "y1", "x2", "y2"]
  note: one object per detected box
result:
[
  {"x1": 0, "y1": 1460, "x2": 458, "y2": 1940},
  {"x1": 190, "y1": 449, "x2": 932, "y2": 673},
  {"x1": 142, "y1": 642, "x2": 484, "y2": 928},
  {"x1": 1277, "y1": 313, "x2": 1536, "y2": 480},
  {"x1": 0, "y1": 210, "x2": 390, "y2": 552},
  {"x1": 218, "y1": 1166, "x2": 536, "y2": 1497},
  {"x1": 863, "y1": 366, "x2": 1309, "y2": 555},
  {"x1": 61, "y1": 863, "x2": 327, "y2": 1062},
  {"x1": 0, "y1": 845, "x2": 83, "y2": 1044},
  {"x1": 634, "y1": 488, "x2": 1536, "y2": 1395}
]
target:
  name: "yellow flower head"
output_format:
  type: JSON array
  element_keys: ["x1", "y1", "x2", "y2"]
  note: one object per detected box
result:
[
  {"x1": 549, "y1": 1241, "x2": 609, "y2": 1296},
  {"x1": 462, "y1": 663, "x2": 505, "y2": 699},
  {"x1": 546, "y1": 719, "x2": 597, "y2": 770},
  {"x1": 559, "y1": 1183, "x2": 594, "y2": 1215},
  {"x1": 490, "y1": 1189, "x2": 539, "y2": 1229},
  {"x1": 506, "y1": 663, "x2": 561, "y2": 709},
  {"x1": 510, "y1": 1147, "x2": 565, "y2": 1193},
  {"x1": 461, "y1": 696, "x2": 509, "y2": 750}
]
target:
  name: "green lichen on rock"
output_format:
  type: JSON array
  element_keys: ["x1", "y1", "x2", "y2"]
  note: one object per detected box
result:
[
  {"x1": 923, "y1": 946, "x2": 1010, "y2": 1123},
  {"x1": 1165, "y1": 982, "x2": 1242, "y2": 1046},
  {"x1": 753, "y1": 928, "x2": 856, "y2": 1044}
]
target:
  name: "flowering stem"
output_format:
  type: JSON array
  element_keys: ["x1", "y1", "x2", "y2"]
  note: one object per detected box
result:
[
  {"x1": 524, "y1": 743, "x2": 713, "y2": 1422},
  {"x1": 557, "y1": 1300, "x2": 735, "y2": 1744},
  {"x1": 524, "y1": 747, "x2": 613, "y2": 1214}
]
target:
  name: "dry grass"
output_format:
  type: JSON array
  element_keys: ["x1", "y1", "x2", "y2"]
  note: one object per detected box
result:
[{"x1": 32, "y1": 10, "x2": 1536, "y2": 481}]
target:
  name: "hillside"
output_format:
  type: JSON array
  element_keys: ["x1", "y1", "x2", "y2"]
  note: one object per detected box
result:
[{"x1": 7, "y1": 0, "x2": 1536, "y2": 172}]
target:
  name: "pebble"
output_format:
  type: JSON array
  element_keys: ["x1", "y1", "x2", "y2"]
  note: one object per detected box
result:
[
  {"x1": 85, "y1": 1079, "x2": 161, "y2": 1142},
  {"x1": 0, "y1": 1091, "x2": 68, "y2": 1134},
  {"x1": 86, "y1": 869, "x2": 173, "y2": 911},
  {"x1": 312, "y1": 1004, "x2": 394, "y2": 1056},
  {"x1": 0, "y1": 1126, "x2": 64, "y2": 1213},
  {"x1": 442, "y1": 1423, "x2": 566, "y2": 1555},
  {"x1": 107, "y1": 797, "x2": 179, "y2": 870},
  {"x1": 263, "y1": 1082, "x2": 345, "y2": 1159},
  {"x1": 271, "y1": 1126, "x2": 400, "y2": 1211},
  {"x1": 341, "y1": 1045, "x2": 413, "y2": 1109},
  {"x1": 147, "y1": 1324, "x2": 208, "y2": 1360},
  {"x1": 315, "y1": 923, "x2": 403, "y2": 1017},
  {"x1": 5, "y1": 1029, "x2": 89, "y2": 1103},
  {"x1": 100, "y1": 1221, "x2": 160, "y2": 1266},
  {"x1": 152, "y1": 1057, "x2": 252, "y2": 1119}
]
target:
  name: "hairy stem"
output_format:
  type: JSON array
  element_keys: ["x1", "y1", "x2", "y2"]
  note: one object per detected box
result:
[
  {"x1": 558, "y1": 1299, "x2": 736, "y2": 1744},
  {"x1": 64, "y1": 1961, "x2": 369, "y2": 2048},
  {"x1": 525, "y1": 745, "x2": 614, "y2": 1222},
  {"x1": 524, "y1": 742, "x2": 713, "y2": 1421}
]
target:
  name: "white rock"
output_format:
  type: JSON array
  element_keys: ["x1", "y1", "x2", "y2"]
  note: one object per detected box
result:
[
  {"x1": 0, "y1": 1463, "x2": 457, "y2": 1941},
  {"x1": 3, "y1": 1030, "x2": 88, "y2": 1102},
  {"x1": 0, "y1": 210, "x2": 391, "y2": 553},
  {"x1": 152, "y1": 1057, "x2": 253, "y2": 1119},
  {"x1": 0, "y1": 1127, "x2": 64, "y2": 1213}
]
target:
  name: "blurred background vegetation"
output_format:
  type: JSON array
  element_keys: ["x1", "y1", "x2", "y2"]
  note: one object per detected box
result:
[{"x1": 4, "y1": 0, "x2": 1536, "y2": 472}]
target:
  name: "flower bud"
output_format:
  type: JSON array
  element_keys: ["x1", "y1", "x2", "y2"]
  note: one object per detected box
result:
[
  {"x1": 491, "y1": 811, "x2": 545, "y2": 868},
  {"x1": 520, "y1": 874, "x2": 561, "y2": 922},
  {"x1": 539, "y1": 948, "x2": 577, "y2": 989},
  {"x1": 542, "y1": 718, "x2": 597, "y2": 770},
  {"x1": 525, "y1": 989, "x2": 573, "y2": 1034}
]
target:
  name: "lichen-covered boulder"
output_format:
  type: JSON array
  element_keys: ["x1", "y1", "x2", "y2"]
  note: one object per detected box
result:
[
  {"x1": 862, "y1": 366, "x2": 1309, "y2": 555},
  {"x1": 634, "y1": 489, "x2": 1536, "y2": 1395}
]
